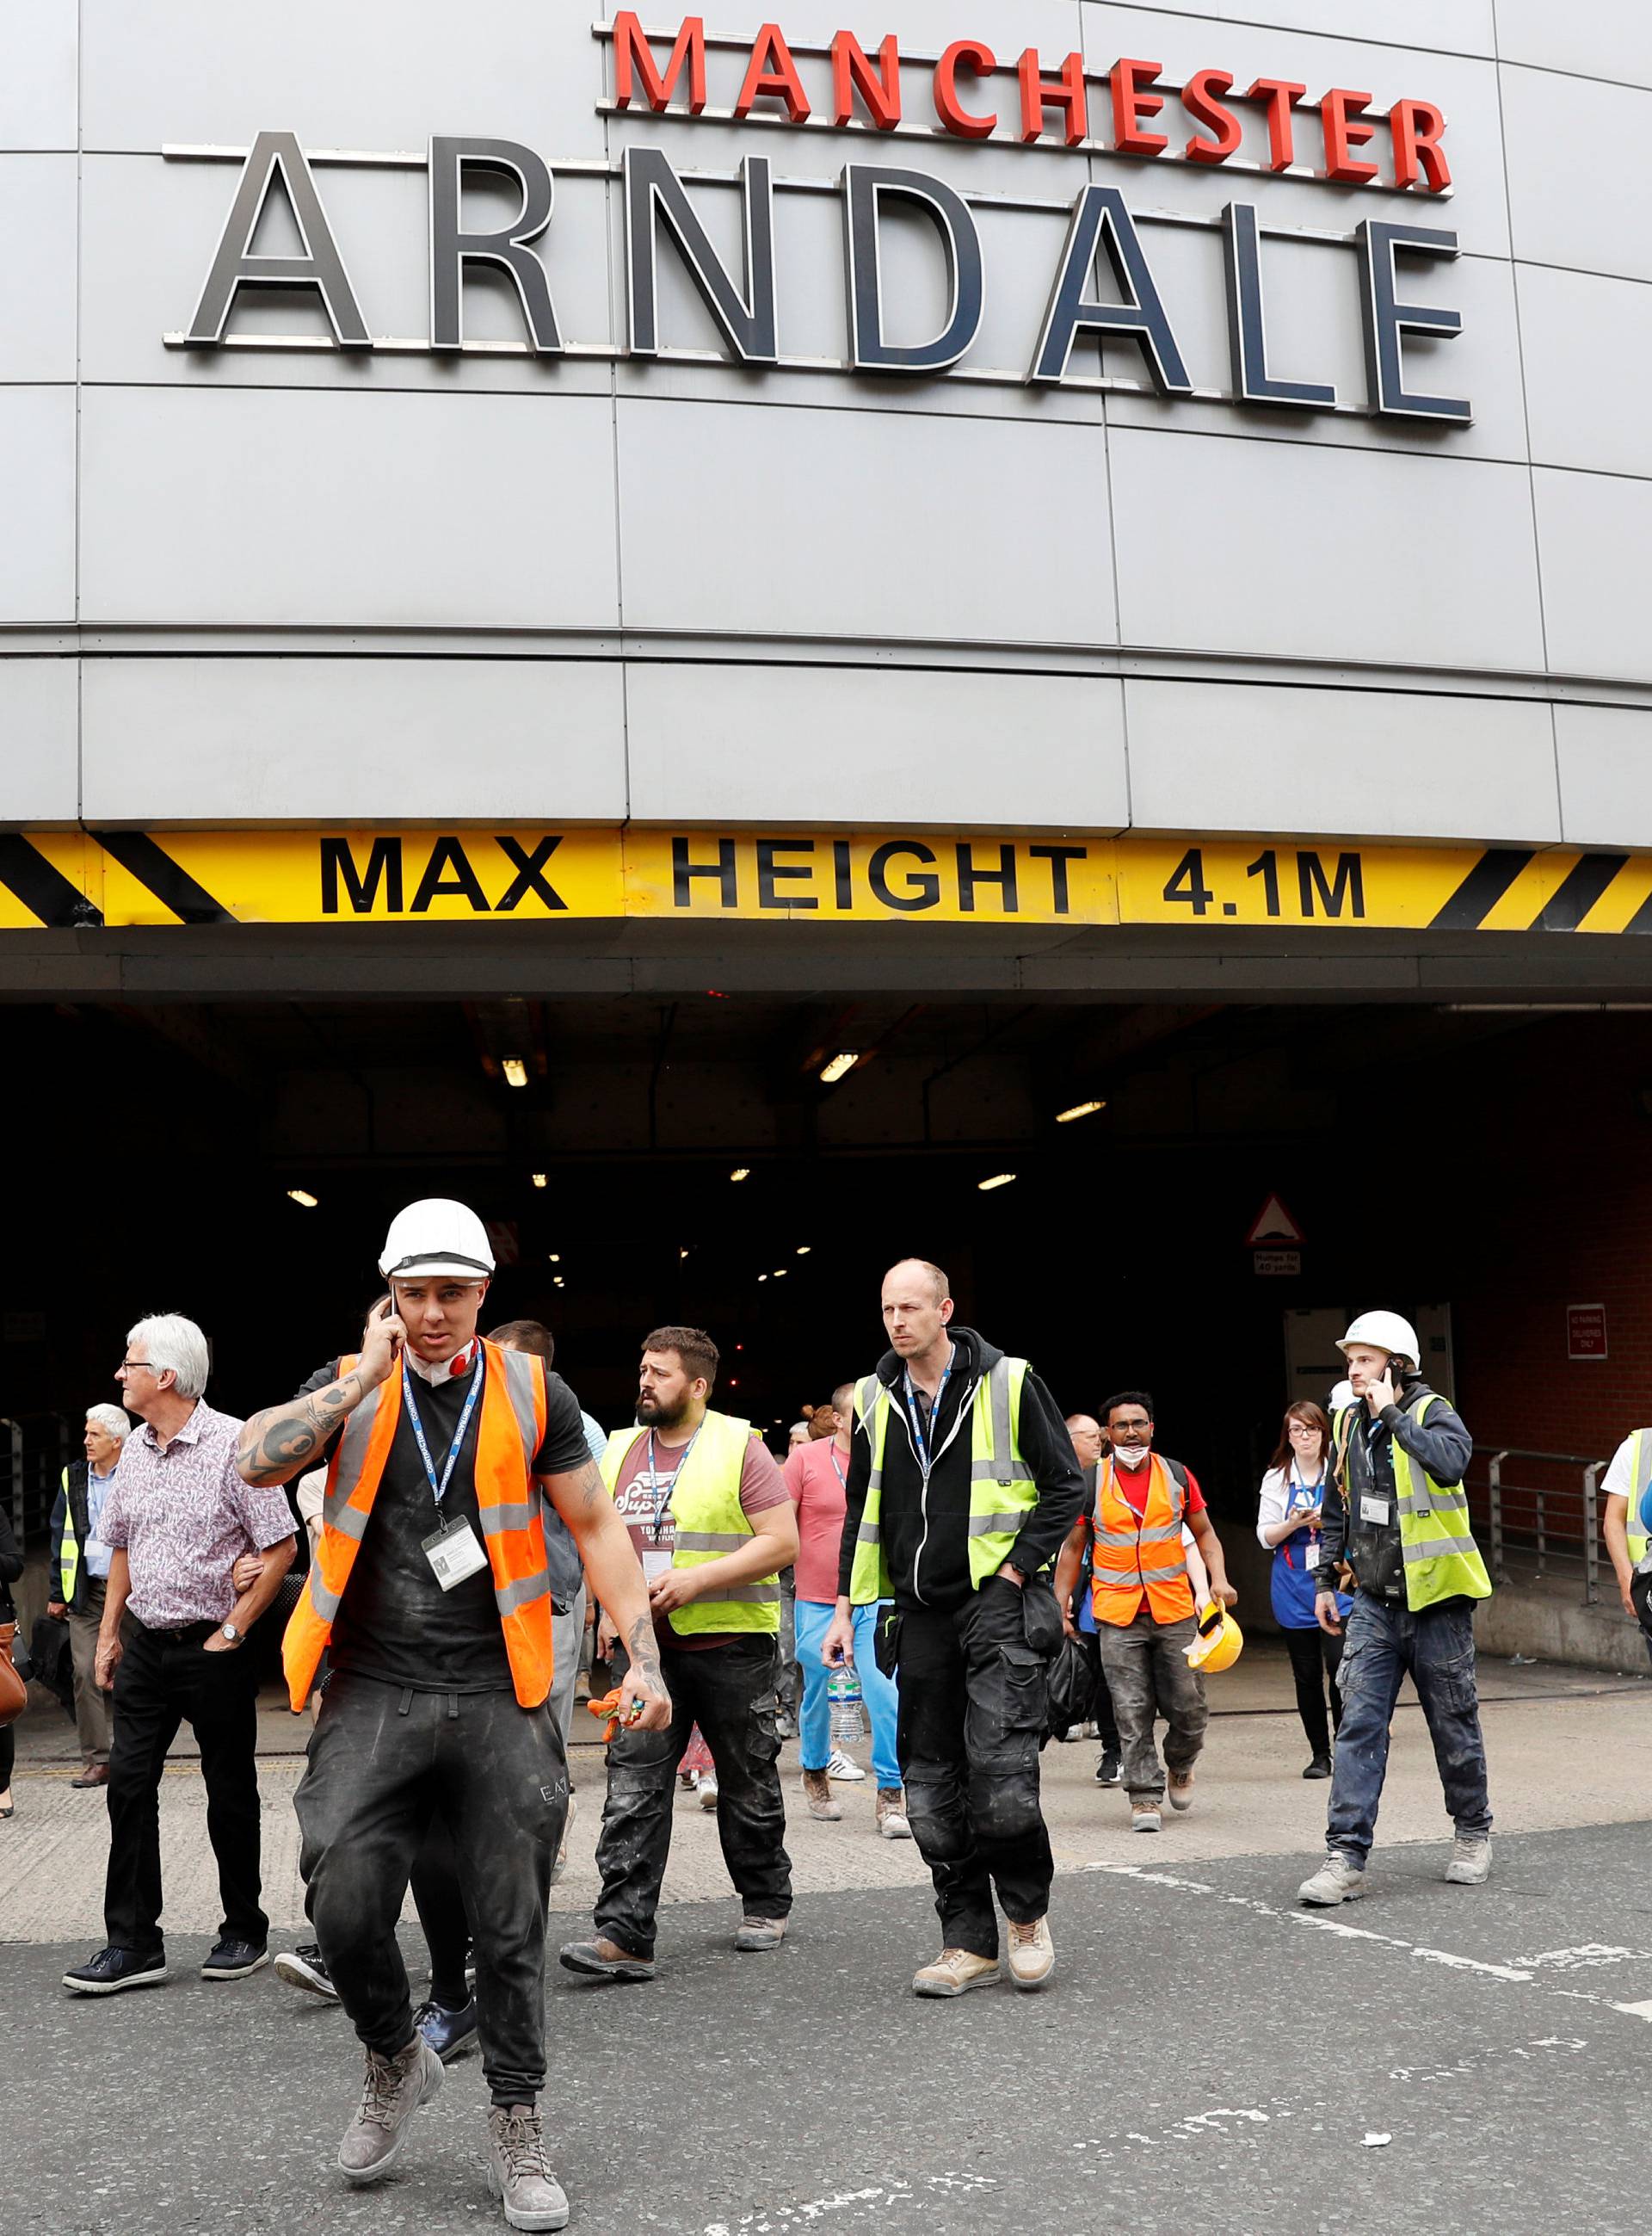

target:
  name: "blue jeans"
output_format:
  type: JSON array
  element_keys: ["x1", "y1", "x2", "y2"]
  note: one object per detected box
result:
[
  {"x1": 794, "y1": 1598, "x2": 901, "y2": 1789},
  {"x1": 1327, "y1": 1594, "x2": 1492, "y2": 1867}
]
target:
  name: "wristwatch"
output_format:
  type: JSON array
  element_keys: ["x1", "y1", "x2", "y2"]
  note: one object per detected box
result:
[{"x1": 219, "y1": 1621, "x2": 243, "y2": 1646}]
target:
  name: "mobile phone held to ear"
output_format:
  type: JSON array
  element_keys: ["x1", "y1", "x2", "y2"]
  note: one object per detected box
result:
[{"x1": 381, "y1": 1291, "x2": 404, "y2": 1358}]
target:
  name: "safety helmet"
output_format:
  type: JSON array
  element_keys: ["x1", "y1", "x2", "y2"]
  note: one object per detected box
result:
[
  {"x1": 1336, "y1": 1311, "x2": 1421, "y2": 1369},
  {"x1": 1184, "y1": 1603, "x2": 1243, "y2": 1676},
  {"x1": 379, "y1": 1199, "x2": 495, "y2": 1284},
  {"x1": 1329, "y1": 1379, "x2": 1356, "y2": 1412}
]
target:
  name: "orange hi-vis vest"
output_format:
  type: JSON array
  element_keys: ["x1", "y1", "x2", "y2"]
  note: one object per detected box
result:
[
  {"x1": 282, "y1": 1338, "x2": 553, "y2": 1713},
  {"x1": 1088, "y1": 1453, "x2": 1193, "y2": 1627}
]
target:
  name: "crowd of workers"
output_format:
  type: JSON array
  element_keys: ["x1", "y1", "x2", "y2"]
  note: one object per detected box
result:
[{"x1": 7, "y1": 1193, "x2": 1626, "y2": 2233}]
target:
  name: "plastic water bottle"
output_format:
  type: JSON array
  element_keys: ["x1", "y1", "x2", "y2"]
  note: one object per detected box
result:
[{"x1": 827, "y1": 1660, "x2": 866, "y2": 1747}]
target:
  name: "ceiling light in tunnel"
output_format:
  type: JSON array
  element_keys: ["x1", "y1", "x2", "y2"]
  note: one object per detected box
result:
[
  {"x1": 773, "y1": 1269, "x2": 787, "y2": 1278},
  {"x1": 287, "y1": 1189, "x2": 319, "y2": 1208},
  {"x1": 1056, "y1": 1099, "x2": 1106, "y2": 1124},
  {"x1": 502, "y1": 1056, "x2": 528, "y2": 1089},
  {"x1": 547, "y1": 1253, "x2": 561, "y2": 1264},
  {"x1": 679, "y1": 1248, "x2": 690, "y2": 1261},
  {"x1": 978, "y1": 1173, "x2": 1017, "y2": 1192},
  {"x1": 796, "y1": 1245, "x2": 811, "y2": 1256},
  {"x1": 730, "y1": 1167, "x2": 751, "y2": 1183},
  {"x1": 758, "y1": 1274, "x2": 768, "y2": 1282},
  {"x1": 531, "y1": 1172, "x2": 547, "y2": 1189},
  {"x1": 818, "y1": 1051, "x2": 860, "y2": 1085}
]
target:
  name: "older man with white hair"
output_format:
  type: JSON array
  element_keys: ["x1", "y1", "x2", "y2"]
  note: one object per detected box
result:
[
  {"x1": 46, "y1": 1401, "x2": 133, "y2": 1786},
  {"x1": 61, "y1": 1313, "x2": 296, "y2": 1998}
]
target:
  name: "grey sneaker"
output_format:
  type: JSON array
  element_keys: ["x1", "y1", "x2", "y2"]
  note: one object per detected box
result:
[
  {"x1": 1298, "y1": 1851, "x2": 1368, "y2": 1906},
  {"x1": 336, "y1": 2036, "x2": 443, "y2": 2184},
  {"x1": 1445, "y1": 1834, "x2": 1492, "y2": 1886},
  {"x1": 486, "y1": 2105, "x2": 570, "y2": 2232}
]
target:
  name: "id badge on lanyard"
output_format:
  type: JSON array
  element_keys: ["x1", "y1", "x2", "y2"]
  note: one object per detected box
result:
[
  {"x1": 639, "y1": 1426, "x2": 698, "y2": 1582},
  {"x1": 404, "y1": 1354, "x2": 488, "y2": 1593}
]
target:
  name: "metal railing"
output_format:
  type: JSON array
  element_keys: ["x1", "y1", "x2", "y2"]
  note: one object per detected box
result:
[
  {"x1": 0, "y1": 1413, "x2": 74, "y2": 1544},
  {"x1": 1465, "y1": 1444, "x2": 1611, "y2": 1605}
]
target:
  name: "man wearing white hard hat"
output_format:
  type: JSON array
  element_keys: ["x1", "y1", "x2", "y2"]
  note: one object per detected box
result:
[
  {"x1": 1298, "y1": 1311, "x2": 1492, "y2": 1910},
  {"x1": 237, "y1": 1198, "x2": 667, "y2": 2234}
]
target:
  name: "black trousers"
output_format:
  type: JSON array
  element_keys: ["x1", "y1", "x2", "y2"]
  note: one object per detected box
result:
[
  {"x1": 893, "y1": 1579, "x2": 1055, "y2": 1959},
  {"x1": 295, "y1": 1673, "x2": 567, "y2": 2104},
  {"x1": 1283, "y1": 1623, "x2": 1344, "y2": 1758},
  {"x1": 1072, "y1": 1631, "x2": 1121, "y2": 1752},
  {"x1": 104, "y1": 1618, "x2": 265, "y2": 1953},
  {"x1": 594, "y1": 1636, "x2": 792, "y2": 1960},
  {"x1": 411, "y1": 1815, "x2": 472, "y2": 2007}
]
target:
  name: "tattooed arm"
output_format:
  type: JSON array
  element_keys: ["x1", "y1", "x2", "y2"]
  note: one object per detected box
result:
[
  {"x1": 235, "y1": 1301, "x2": 405, "y2": 1488},
  {"x1": 544, "y1": 1458, "x2": 671, "y2": 1731}
]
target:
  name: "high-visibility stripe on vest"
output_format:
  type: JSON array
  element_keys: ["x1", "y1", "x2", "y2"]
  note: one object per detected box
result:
[
  {"x1": 59, "y1": 1465, "x2": 82, "y2": 1605},
  {"x1": 1625, "y1": 1430, "x2": 1652, "y2": 1565},
  {"x1": 848, "y1": 1357, "x2": 1038, "y2": 1605},
  {"x1": 1088, "y1": 1454, "x2": 1193, "y2": 1627},
  {"x1": 1334, "y1": 1393, "x2": 1491, "y2": 1612},
  {"x1": 281, "y1": 1339, "x2": 553, "y2": 1713},
  {"x1": 599, "y1": 1410, "x2": 778, "y2": 1635}
]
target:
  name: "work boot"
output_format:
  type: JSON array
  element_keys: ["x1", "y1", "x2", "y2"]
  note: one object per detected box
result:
[
  {"x1": 485, "y1": 2105, "x2": 570, "y2": 2232},
  {"x1": 1167, "y1": 1770, "x2": 1195, "y2": 1813},
  {"x1": 1131, "y1": 1800, "x2": 1162, "y2": 1833},
  {"x1": 558, "y1": 1936, "x2": 656, "y2": 1982},
  {"x1": 875, "y1": 1787, "x2": 912, "y2": 1839},
  {"x1": 733, "y1": 1914, "x2": 786, "y2": 1954},
  {"x1": 1298, "y1": 1851, "x2": 1368, "y2": 1906},
  {"x1": 336, "y1": 2035, "x2": 443, "y2": 2184},
  {"x1": 1005, "y1": 1918, "x2": 1055, "y2": 1992},
  {"x1": 801, "y1": 1768, "x2": 842, "y2": 1821},
  {"x1": 1445, "y1": 1834, "x2": 1492, "y2": 1886},
  {"x1": 1094, "y1": 1751, "x2": 1122, "y2": 1788},
  {"x1": 913, "y1": 1948, "x2": 1001, "y2": 1998}
]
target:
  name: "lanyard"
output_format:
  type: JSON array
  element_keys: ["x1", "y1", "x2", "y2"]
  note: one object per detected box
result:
[
  {"x1": 903, "y1": 1349, "x2": 953, "y2": 1477},
  {"x1": 829, "y1": 1446, "x2": 848, "y2": 1490},
  {"x1": 644, "y1": 1425, "x2": 701, "y2": 1543},
  {"x1": 1285, "y1": 1465, "x2": 1323, "y2": 1521},
  {"x1": 402, "y1": 1350, "x2": 484, "y2": 1512}
]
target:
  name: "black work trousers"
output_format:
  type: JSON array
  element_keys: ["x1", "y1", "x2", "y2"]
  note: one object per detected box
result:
[
  {"x1": 893, "y1": 1578, "x2": 1055, "y2": 1959},
  {"x1": 105, "y1": 1618, "x2": 265, "y2": 1954},
  {"x1": 1283, "y1": 1623, "x2": 1344, "y2": 1759},
  {"x1": 295, "y1": 1673, "x2": 567, "y2": 2104},
  {"x1": 594, "y1": 1636, "x2": 792, "y2": 1960}
]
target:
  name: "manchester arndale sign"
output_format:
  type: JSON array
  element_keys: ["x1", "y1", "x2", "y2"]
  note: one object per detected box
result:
[{"x1": 166, "y1": 12, "x2": 1471, "y2": 424}]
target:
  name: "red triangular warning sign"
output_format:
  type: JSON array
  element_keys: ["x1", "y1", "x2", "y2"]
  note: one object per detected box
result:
[{"x1": 1246, "y1": 1194, "x2": 1304, "y2": 1246}]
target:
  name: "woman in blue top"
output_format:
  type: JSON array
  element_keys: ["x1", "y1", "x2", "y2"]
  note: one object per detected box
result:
[{"x1": 1256, "y1": 1401, "x2": 1351, "y2": 1779}]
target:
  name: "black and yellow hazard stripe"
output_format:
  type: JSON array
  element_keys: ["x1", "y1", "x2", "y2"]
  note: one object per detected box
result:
[{"x1": 5, "y1": 826, "x2": 1652, "y2": 934}]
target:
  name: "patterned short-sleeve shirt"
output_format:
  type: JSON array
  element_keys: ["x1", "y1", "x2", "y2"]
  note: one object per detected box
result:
[{"x1": 100, "y1": 1399, "x2": 296, "y2": 1628}]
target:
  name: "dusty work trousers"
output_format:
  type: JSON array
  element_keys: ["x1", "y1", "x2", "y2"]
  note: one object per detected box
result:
[
  {"x1": 1094, "y1": 1609, "x2": 1208, "y2": 1801},
  {"x1": 594, "y1": 1636, "x2": 792, "y2": 1961},
  {"x1": 410, "y1": 1590, "x2": 586, "y2": 2006},
  {"x1": 893, "y1": 1579, "x2": 1057, "y2": 1959},
  {"x1": 104, "y1": 1618, "x2": 266, "y2": 1953},
  {"x1": 1326, "y1": 1594, "x2": 1492, "y2": 1867},
  {"x1": 68, "y1": 1584, "x2": 114, "y2": 1766},
  {"x1": 296, "y1": 1673, "x2": 567, "y2": 2104}
]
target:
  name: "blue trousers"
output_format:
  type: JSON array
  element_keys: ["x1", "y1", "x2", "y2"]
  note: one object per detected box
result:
[
  {"x1": 1327, "y1": 1593, "x2": 1492, "y2": 1867},
  {"x1": 794, "y1": 1598, "x2": 901, "y2": 1788}
]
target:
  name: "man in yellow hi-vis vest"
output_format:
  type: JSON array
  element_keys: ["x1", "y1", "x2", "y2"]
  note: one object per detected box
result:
[
  {"x1": 1600, "y1": 1425, "x2": 1652, "y2": 1665},
  {"x1": 561, "y1": 1325, "x2": 799, "y2": 1981},
  {"x1": 1298, "y1": 1310, "x2": 1492, "y2": 1910},
  {"x1": 823, "y1": 1260, "x2": 1084, "y2": 2000}
]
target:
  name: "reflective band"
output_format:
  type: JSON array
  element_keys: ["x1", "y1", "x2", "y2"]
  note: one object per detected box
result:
[
  {"x1": 494, "y1": 1569, "x2": 551, "y2": 1615},
  {"x1": 497, "y1": 1348, "x2": 540, "y2": 1461},
  {"x1": 719, "y1": 1581, "x2": 780, "y2": 1604},
  {"x1": 306, "y1": 1572, "x2": 342, "y2": 1622},
  {"x1": 326, "y1": 1396, "x2": 380, "y2": 1530},
  {"x1": 857, "y1": 1520, "x2": 881, "y2": 1544},
  {"x1": 480, "y1": 1500, "x2": 538, "y2": 1534},
  {"x1": 967, "y1": 1511, "x2": 1032, "y2": 1536},
  {"x1": 330, "y1": 1501, "x2": 372, "y2": 1543},
  {"x1": 989, "y1": 1358, "x2": 1014, "y2": 1483},
  {"x1": 675, "y1": 1529, "x2": 752, "y2": 1552},
  {"x1": 866, "y1": 1467, "x2": 884, "y2": 1493},
  {"x1": 1402, "y1": 1534, "x2": 1484, "y2": 1563}
]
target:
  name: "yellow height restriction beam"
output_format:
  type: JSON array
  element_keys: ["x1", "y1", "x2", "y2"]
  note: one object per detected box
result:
[{"x1": 2, "y1": 828, "x2": 1651, "y2": 935}]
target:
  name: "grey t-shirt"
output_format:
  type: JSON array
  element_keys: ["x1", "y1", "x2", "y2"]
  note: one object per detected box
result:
[{"x1": 299, "y1": 1351, "x2": 591, "y2": 1693}]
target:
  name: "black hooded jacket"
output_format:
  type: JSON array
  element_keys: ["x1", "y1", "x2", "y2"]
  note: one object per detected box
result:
[
  {"x1": 1320, "y1": 1375, "x2": 1474, "y2": 1601},
  {"x1": 835, "y1": 1326, "x2": 1084, "y2": 1615}
]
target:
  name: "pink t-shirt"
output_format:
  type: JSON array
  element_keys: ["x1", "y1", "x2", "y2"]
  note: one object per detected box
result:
[{"x1": 783, "y1": 1438, "x2": 851, "y2": 1603}]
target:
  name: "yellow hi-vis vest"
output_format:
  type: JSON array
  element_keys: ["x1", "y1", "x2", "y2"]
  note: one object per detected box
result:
[
  {"x1": 1334, "y1": 1394, "x2": 1491, "y2": 1613},
  {"x1": 848, "y1": 1357, "x2": 1038, "y2": 1605},
  {"x1": 600, "y1": 1410, "x2": 780, "y2": 1636},
  {"x1": 58, "y1": 1466, "x2": 82, "y2": 1603},
  {"x1": 1623, "y1": 1429, "x2": 1652, "y2": 1563}
]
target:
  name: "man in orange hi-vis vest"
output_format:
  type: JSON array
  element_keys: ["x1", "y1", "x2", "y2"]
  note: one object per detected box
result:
[
  {"x1": 236, "y1": 1198, "x2": 667, "y2": 2236},
  {"x1": 1054, "y1": 1390, "x2": 1236, "y2": 1835}
]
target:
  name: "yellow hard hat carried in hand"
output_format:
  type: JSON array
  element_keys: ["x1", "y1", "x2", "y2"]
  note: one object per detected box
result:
[{"x1": 1184, "y1": 1601, "x2": 1243, "y2": 1675}]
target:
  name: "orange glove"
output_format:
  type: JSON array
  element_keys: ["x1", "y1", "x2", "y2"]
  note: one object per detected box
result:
[{"x1": 588, "y1": 1685, "x2": 645, "y2": 1743}]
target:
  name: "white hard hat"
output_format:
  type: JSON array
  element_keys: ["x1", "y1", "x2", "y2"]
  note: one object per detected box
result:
[
  {"x1": 379, "y1": 1199, "x2": 495, "y2": 1284},
  {"x1": 1337, "y1": 1311, "x2": 1421, "y2": 1368},
  {"x1": 1329, "y1": 1380, "x2": 1356, "y2": 1411}
]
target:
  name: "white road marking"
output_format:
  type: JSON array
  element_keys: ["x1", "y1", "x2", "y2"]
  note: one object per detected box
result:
[
  {"x1": 1610, "y1": 1998, "x2": 1652, "y2": 2021},
  {"x1": 702, "y1": 2172, "x2": 1000, "y2": 2233},
  {"x1": 1517, "y1": 1943, "x2": 1651, "y2": 1971}
]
